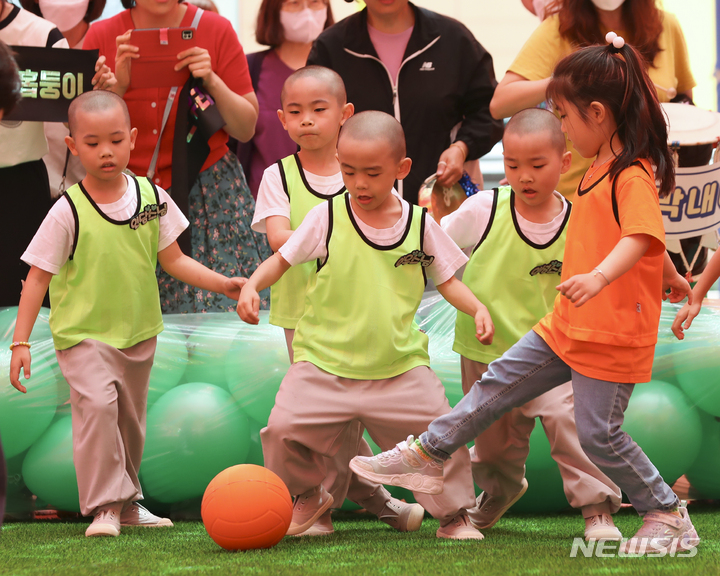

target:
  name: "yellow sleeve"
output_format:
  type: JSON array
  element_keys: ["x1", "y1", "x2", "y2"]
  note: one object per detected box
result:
[
  {"x1": 661, "y1": 11, "x2": 696, "y2": 94},
  {"x1": 508, "y1": 15, "x2": 575, "y2": 81}
]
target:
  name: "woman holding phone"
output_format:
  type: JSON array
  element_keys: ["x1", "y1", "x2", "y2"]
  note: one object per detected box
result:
[{"x1": 84, "y1": 0, "x2": 271, "y2": 313}]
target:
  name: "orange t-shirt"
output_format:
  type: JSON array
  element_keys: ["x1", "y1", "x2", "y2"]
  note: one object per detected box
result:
[{"x1": 534, "y1": 159, "x2": 666, "y2": 383}]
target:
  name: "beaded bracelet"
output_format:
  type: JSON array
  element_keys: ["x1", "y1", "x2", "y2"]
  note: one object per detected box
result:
[{"x1": 9, "y1": 341, "x2": 31, "y2": 351}]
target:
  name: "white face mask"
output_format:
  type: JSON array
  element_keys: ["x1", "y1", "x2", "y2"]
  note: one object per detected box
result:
[
  {"x1": 38, "y1": 0, "x2": 90, "y2": 33},
  {"x1": 591, "y1": 0, "x2": 626, "y2": 11},
  {"x1": 280, "y1": 7, "x2": 327, "y2": 44}
]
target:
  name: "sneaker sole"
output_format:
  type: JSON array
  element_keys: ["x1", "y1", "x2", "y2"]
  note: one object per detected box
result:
[
  {"x1": 436, "y1": 527, "x2": 485, "y2": 540},
  {"x1": 585, "y1": 527, "x2": 623, "y2": 541},
  {"x1": 85, "y1": 524, "x2": 120, "y2": 537},
  {"x1": 402, "y1": 504, "x2": 425, "y2": 532},
  {"x1": 120, "y1": 519, "x2": 174, "y2": 527},
  {"x1": 469, "y1": 478, "x2": 528, "y2": 530},
  {"x1": 286, "y1": 494, "x2": 334, "y2": 536},
  {"x1": 349, "y1": 460, "x2": 443, "y2": 495}
]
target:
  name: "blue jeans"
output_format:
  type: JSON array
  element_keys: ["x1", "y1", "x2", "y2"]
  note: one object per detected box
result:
[{"x1": 420, "y1": 330, "x2": 678, "y2": 515}]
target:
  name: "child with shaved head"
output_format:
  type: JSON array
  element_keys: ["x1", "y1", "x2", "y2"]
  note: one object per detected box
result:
[
  {"x1": 252, "y1": 66, "x2": 425, "y2": 537},
  {"x1": 9, "y1": 90, "x2": 247, "y2": 538},
  {"x1": 431, "y1": 107, "x2": 623, "y2": 541},
  {"x1": 239, "y1": 110, "x2": 494, "y2": 540}
]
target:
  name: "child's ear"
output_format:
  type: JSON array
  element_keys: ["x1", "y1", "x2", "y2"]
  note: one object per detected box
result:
[
  {"x1": 560, "y1": 150, "x2": 572, "y2": 174},
  {"x1": 130, "y1": 127, "x2": 138, "y2": 151},
  {"x1": 396, "y1": 157, "x2": 413, "y2": 180},
  {"x1": 340, "y1": 102, "x2": 354, "y2": 125},
  {"x1": 65, "y1": 135, "x2": 79, "y2": 157},
  {"x1": 589, "y1": 101, "x2": 606, "y2": 124},
  {"x1": 277, "y1": 109, "x2": 288, "y2": 131}
]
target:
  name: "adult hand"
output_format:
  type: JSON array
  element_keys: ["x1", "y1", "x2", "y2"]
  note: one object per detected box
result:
[
  {"x1": 176, "y1": 47, "x2": 216, "y2": 87},
  {"x1": 436, "y1": 142, "x2": 467, "y2": 188},
  {"x1": 92, "y1": 55, "x2": 117, "y2": 91},
  {"x1": 115, "y1": 30, "x2": 139, "y2": 95}
]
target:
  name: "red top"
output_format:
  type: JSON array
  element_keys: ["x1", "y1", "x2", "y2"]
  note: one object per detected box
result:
[{"x1": 84, "y1": 4, "x2": 253, "y2": 188}]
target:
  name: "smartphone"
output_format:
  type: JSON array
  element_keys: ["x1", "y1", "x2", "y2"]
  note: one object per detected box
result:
[{"x1": 129, "y1": 27, "x2": 197, "y2": 89}]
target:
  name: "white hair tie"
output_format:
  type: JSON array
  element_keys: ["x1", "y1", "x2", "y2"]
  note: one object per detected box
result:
[{"x1": 605, "y1": 31, "x2": 625, "y2": 50}]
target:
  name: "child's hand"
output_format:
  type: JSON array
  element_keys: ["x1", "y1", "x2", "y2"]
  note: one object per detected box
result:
[
  {"x1": 223, "y1": 277, "x2": 248, "y2": 302},
  {"x1": 557, "y1": 272, "x2": 606, "y2": 307},
  {"x1": 92, "y1": 55, "x2": 117, "y2": 91},
  {"x1": 474, "y1": 304, "x2": 495, "y2": 345},
  {"x1": 9, "y1": 347, "x2": 31, "y2": 394},
  {"x1": 237, "y1": 286, "x2": 260, "y2": 325},
  {"x1": 671, "y1": 300, "x2": 702, "y2": 340},
  {"x1": 663, "y1": 272, "x2": 693, "y2": 304}
]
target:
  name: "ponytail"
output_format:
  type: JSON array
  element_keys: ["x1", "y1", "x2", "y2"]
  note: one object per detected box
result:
[{"x1": 547, "y1": 38, "x2": 674, "y2": 197}]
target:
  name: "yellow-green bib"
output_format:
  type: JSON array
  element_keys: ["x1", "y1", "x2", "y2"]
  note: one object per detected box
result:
[
  {"x1": 49, "y1": 177, "x2": 165, "y2": 350},
  {"x1": 454, "y1": 186, "x2": 570, "y2": 362},
  {"x1": 270, "y1": 154, "x2": 346, "y2": 329},
  {"x1": 293, "y1": 194, "x2": 431, "y2": 379}
]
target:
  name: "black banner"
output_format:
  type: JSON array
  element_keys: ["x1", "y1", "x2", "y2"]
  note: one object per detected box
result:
[{"x1": 5, "y1": 46, "x2": 98, "y2": 122}]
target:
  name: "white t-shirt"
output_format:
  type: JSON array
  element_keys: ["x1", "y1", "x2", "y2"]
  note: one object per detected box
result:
[
  {"x1": 441, "y1": 189, "x2": 570, "y2": 249},
  {"x1": 22, "y1": 174, "x2": 189, "y2": 275},
  {"x1": 252, "y1": 162, "x2": 345, "y2": 234},
  {"x1": 0, "y1": 5, "x2": 69, "y2": 167},
  {"x1": 279, "y1": 190, "x2": 468, "y2": 286}
]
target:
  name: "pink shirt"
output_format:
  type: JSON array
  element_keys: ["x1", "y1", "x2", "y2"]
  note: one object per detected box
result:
[{"x1": 367, "y1": 24, "x2": 414, "y2": 82}]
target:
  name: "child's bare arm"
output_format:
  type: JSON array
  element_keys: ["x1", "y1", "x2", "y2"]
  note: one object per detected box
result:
[
  {"x1": 265, "y1": 216, "x2": 294, "y2": 253},
  {"x1": 557, "y1": 234, "x2": 652, "y2": 308},
  {"x1": 672, "y1": 248, "x2": 720, "y2": 338},
  {"x1": 436, "y1": 276, "x2": 494, "y2": 345},
  {"x1": 10, "y1": 266, "x2": 53, "y2": 394},
  {"x1": 237, "y1": 253, "x2": 291, "y2": 325},
  {"x1": 157, "y1": 242, "x2": 247, "y2": 301}
]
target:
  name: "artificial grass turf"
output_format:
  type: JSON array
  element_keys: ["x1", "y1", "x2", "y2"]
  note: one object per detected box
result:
[{"x1": 0, "y1": 504, "x2": 717, "y2": 576}]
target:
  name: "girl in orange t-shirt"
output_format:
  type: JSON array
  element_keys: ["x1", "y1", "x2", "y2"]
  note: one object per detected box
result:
[{"x1": 349, "y1": 36, "x2": 700, "y2": 556}]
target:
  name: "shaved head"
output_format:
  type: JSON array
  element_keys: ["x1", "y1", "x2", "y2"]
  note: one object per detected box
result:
[
  {"x1": 68, "y1": 90, "x2": 131, "y2": 137},
  {"x1": 281, "y1": 65, "x2": 346, "y2": 107},
  {"x1": 504, "y1": 108, "x2": 566, "y2": 154},
  {"x1": 338, "y1": 110, "x2": 406, "y2": 161}
]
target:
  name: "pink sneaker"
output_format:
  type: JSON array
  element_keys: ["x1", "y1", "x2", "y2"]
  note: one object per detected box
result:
[
  {"x1": 349, "y1": 436, "x2": 444, "y2": 495},
  {"x1": 377, "y1": 498, "x2": 425, "y2": 532},
  {"x1": 436, "y1": 514, "x2": 484, "y2": 540},
  {"x1": 286, "y1": 485, "x2": 334, "y2": 536},
  {"x1": 85, "y1": 505, "x2": 121, "y2": 537},
  {"x1": 290, "y1": 510, "x2": 334, "y2": 537},
  {"x1": 620, "y1": 506, "x2": 699, "y2": 555}
]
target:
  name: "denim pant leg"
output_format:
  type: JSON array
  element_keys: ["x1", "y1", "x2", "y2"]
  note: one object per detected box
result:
[
  {"x1": 421, "y1": 330, "x2": 573, "y2": 460},
  {"x1": 570, "y1": 371, "x2": 679, "y2": 515}
]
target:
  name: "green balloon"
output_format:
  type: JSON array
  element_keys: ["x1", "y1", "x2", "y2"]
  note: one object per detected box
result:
[
  {"x1": 4, "y1": 450, "x2": 34, "y2": 519},
  {"x1": 685, "y1": 413, "x2": 720, "y2": 499},
  {"x1": 183, "y1": 315, "x2": 243, "y2": 388},
  {"x1": 674, "y1": 338, "x2": 720, "y2": 417},
  {"x1": 0, "y1": 306, "x2": 52, "y2": 344},
  {"x1": 244, "y1": 418, "x2": 265, "y2": 466},
  {"x1": 225, "y1": 320, "x2": 290, "y2": 426},
  {"x1": 148, "y1": 330, "x2": 189, "y2": 406},
  {"x1": 0, "y1": 344, "x2": 59, "y2": 458},
  {"x1": 22, "y1": 416, "x2": 80, "y2": 513},
  {"x1": 140, "y1": 383, "x2": 250, "y2": 503},
  {"x1": 623, "y1": 380, "x2": 703, "y2": 486},
  {"x1": 509, "y1": 423, "x2": 569, "y2": 514}
]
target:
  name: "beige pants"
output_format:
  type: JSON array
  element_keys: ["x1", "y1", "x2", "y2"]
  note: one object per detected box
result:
[
  {"x1": 282, "y1": 329, "x2": 392, "y2": 514},
  {"x1": 56, "y1": 337, "x2": 156, "y2": 516},
  {"x1": 262, "y1": 361, "x2": 476, "y2": 522},
  {"x1": 461, "y1": 356, "x2": 621, "y2": 517}
]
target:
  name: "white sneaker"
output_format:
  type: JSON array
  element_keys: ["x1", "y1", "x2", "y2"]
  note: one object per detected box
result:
[
  {"x1": 86, "y1": 506, "x2": 121, "y2": 537},
  {"x1": 584, "y1": 512, "x2": 622, "y2": 541},
  {"x1": 377, "y1": 498, "x2": 425, "y2": 532},
  {"x1": 349, "y1": 436, "x2": 444, "y2": 495},
  {"x1": 286, "y1": 486, "x2": 334, "y2": 536},
  {"x1": 436, "y1": 513, "x2": 484, "y2": 540},
  {"x1": 120, "y1": 502, "x2": 173, "y2": 527}
]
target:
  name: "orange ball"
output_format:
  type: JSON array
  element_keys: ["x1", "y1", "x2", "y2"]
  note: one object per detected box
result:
[{"x1": 201, "y1": 464, "x2": 293, "y2": 550}]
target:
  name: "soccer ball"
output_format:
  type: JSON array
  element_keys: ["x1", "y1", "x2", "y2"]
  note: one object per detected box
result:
[{"x1": 201, "y1": 464, "x2": 293, "y2": 550}]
